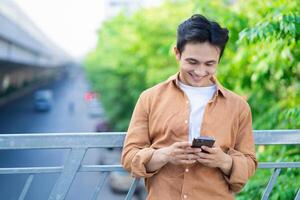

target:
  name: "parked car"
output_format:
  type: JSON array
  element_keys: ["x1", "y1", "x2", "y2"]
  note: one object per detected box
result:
[
  {"x1": 34, "y1": 90, "x2": 53, "y2": 111},
  {"x1": 100, "y1": 148, "x2": 147, "y2": 199},
  {"x1": 95, "y1": 119, "x2": 110, "y2": 132},
  {"x1": 109, "y1": 171, "x2": 146, "y2": 200},
  {"x1": 86, "y1": 98, "x2": 103, "y2": 118}
]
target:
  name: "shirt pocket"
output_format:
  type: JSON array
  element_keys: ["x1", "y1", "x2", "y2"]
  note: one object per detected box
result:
[
  {"x1": 168, "y1": 111, "x2": 189, "y2": 140},
  {"x1": 201, "y1": 119, "x2": 233, "y2": 149},
  {"x1": 150, "y1": 109, "x2": 188, "y2": 142}
]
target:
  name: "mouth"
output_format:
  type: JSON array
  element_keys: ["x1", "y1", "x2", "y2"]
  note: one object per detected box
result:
[{"x1": 188, "y1": 72, "x2": 205, "y2": 82}]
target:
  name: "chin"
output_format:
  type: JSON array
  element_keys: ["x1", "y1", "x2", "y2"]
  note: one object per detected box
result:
[{"x1": 189, "y1": 79, "x2": 210, "y2": 87}]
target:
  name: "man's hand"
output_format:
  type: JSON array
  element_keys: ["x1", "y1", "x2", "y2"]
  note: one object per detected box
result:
[
  {"x1": 162, "y1": 142, "x2": 201, "y2": 165},
  {"x1": 145, "y1": 141, "x2": 201, "y2": 173},
  {"x1": 194, "y1": 145, "x2": 233, "y2": 176}
]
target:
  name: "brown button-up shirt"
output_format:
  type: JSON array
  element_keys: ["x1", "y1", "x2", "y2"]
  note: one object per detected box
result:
[{"x1": 121, "y1": 73, "x2": 257, "y2": 200}]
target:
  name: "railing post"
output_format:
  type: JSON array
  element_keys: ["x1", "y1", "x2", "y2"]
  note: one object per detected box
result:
[
  {"x1": 295, "y1": 188, "x2": 300, "y2": 200},
  {"x1": 18, "y1": 174, "x2": 34, "y2": 200},
  {"x1": 90, "y1": 172, "x2": 109, "y2": 200},
  {"x1": 48, "y1": 148, "x2": 86, "y2": 200},
  {"x1": 261, "y1": 168, "x2": 281, "y2": 200},
  {"x1": 125, "y1": 178, "x2": 140, "y2": 200}
]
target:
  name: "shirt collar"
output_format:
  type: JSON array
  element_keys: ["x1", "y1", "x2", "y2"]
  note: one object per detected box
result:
[{"x1": 167, "y1": 72, "x2": 227, "y2": 98}]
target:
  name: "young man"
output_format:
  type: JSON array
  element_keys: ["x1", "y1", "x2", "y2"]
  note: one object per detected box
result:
[{"x1": 121, "y1": 14, "x2": 257, "y2": 200}]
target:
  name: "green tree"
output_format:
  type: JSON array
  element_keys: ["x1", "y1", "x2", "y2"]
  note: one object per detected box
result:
[
  {"x1": 85, "y1": 1, "x2": 194, "y2": 130},
  {"x1": 85, "y1": 0, "x2": 300, "y2": 199}
]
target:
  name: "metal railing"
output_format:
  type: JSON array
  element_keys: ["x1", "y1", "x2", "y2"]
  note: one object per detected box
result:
[{"x1": 0, "y1": 130, "x2": 299, "y2": 200}]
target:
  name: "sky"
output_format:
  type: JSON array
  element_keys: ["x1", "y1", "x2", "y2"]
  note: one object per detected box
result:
[{"x1": 15, "y1": 0, "x2": 105, "y2": 59}]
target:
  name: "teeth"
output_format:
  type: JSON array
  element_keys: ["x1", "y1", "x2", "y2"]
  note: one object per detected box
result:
[{"x1": 192, "y1": 74, "x2": 202, "y2": 80}]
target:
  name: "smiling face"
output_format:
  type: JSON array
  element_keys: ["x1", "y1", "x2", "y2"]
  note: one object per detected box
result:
[{"x1": 175, "y1": 42, "x2": 220, "y2": 87}]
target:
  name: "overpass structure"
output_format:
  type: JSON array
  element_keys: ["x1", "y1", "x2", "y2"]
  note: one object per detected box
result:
[{"x1": 0, "y1": 0, "x2": 73, "y2": 98}]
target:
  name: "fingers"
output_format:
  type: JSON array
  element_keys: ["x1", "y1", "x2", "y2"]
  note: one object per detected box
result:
[
  {"x1": 180, "y1": 159, "x2": 197, "y2": 164},
  {"x1": 171, "y1": 148, "x2": 186, "y2": 155},
  {"x1": 201, "y1": 146, "x2": 218, "y2": 154},
  {"x1": 172, "y1": 148, "x2": 196, "y2": 155},
  {"x1": 196, "y1": 158, "x2": 212, "y2": 165},
  {"x1": 171, "y1": 152, "x2": 199, "y2": 165},
  {"x1": 173, "y1": 141, "x2": 191, "y2": 148},
  {"x1": 172, "y1": 147, "x2": 201, "y2": 156},
  {"x1": 169, "y1": 142, "x2": 206, "y2": 165},
  {"x1": 213, "y1": 141, "x2": 219, "y2": 147},
  {"x1": 185, "y1": 148, "x2": 202, "y2": 154},
  {"x1": 175, "y1": 154, "x2": 198, "y2": 160},
  {"x1": 173, "y1": 142, "x2": 202, "y2": 152},
  {"x1": 195, "y1": 151, "x2": 214, "y2": 159}
]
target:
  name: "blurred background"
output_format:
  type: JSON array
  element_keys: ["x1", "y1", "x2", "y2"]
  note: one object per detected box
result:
[{"x1": 0, "y1": 0, "x2": 299, "y2": 199}]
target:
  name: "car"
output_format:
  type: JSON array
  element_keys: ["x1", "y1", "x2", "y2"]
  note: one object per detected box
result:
[
  {"x1": 34, "y1": 90, "x2": 53, "y2": 111},
  {"x1": 84, "y1": 92, "x2": 104, "y2": 118},
  {"x1": 100, "y1": 148, "x2": 147, "y2": 199},
  {"x1": 87, "y1": 99, "x2": 104, "y2": 117},
  {"x1": 109, "y1": 171, "x2": 147, "y2": 200},
  {"x1": 95, "y1": 120, "x2": 110, "y2": 132}
]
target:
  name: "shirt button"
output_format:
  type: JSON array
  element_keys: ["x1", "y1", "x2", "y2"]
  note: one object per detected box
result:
[
  {"x1": 183, "y1": 194, "x2": 188, "y2": 199},
  {"x1": 184, "y1": 120, "x2": 188, "y2": 124},
  {"x1": 185, "y1": 168, "x2": 189, "y2": 172}
]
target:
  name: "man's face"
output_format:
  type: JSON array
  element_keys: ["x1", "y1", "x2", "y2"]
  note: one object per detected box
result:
[{"x1": 175, "y1": 42, "x2": 220, "y2": 87}]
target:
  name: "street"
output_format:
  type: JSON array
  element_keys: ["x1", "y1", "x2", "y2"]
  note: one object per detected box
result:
[{"x1": 0, "y1": 69, "x2": 130, "y2": 200}]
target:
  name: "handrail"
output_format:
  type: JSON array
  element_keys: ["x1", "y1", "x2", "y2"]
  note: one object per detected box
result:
[{"x1": 0, "y1": 130, "x2": 299, "y2": 200}]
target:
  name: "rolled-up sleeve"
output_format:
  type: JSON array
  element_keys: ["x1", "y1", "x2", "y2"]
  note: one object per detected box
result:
[
  {"x1": 224, "y1": 103, "x2": 258, "y2": 193},
  {"x1": 121, "y1": 92, "x2": 157, "y2": 178}
]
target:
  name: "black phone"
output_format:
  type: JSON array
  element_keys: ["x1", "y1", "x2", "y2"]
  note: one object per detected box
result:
[{"x1": 191, "y1": 136, "x2": 215, "y2": 153}]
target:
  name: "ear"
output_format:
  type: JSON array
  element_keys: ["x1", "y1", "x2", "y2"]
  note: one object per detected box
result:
[{"x1": 173, "y1": 46, "x2": 181, "y2": 61}]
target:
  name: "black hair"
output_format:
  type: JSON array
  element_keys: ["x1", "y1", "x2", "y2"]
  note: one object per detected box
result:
[{"x1": 176, "y1": 14, "x2": 229, "y2": 60}]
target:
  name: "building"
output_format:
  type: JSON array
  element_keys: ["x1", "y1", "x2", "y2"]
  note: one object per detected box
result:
[{"x1": 103, "y1": 0, "x2": 162, "y2": 20}]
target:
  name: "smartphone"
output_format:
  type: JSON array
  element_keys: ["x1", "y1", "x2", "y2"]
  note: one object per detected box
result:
[{"x1": 191, "y1": 136, "x2": 215, "y2": 153}]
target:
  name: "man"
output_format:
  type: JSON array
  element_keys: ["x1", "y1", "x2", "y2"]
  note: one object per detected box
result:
[{"x1": 121, "y1": 14, "x2": 257, "y2": 200}]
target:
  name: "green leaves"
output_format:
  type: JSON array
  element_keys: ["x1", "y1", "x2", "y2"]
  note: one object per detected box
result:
[
  {"x1": 85, "y1": 2, "x2": 193, "y2": 130},
  {"x1": 238, "y1": 12, "x2": 300, "y2": 44}
]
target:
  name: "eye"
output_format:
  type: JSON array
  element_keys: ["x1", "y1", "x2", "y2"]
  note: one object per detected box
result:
[
  {"x1": 206, "y1": 63, "x2": 214, "y2": 67},
  {"x1": 188, "y1": 61, "x2": 197, "y2": 65}
]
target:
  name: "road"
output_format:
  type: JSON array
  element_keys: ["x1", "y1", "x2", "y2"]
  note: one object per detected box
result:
[{"x1": 0, "y1": 69, "x2": 131, "y2": 200}]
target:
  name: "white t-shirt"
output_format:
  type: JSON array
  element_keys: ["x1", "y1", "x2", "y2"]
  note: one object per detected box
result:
[{"x1": 179, "y1": 81, "x2": 217, "y2": 142}]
